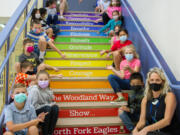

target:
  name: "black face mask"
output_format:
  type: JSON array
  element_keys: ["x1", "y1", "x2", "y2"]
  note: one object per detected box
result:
[
  {"x1": 26, "y1": 71, "x2": 35, "y2": 75},
  {"x1": 130, "y1": 85, "x2": 143, "y2": 91},
  {"x1": 150, "y1": 83, "x2": 162, "y2": 91}
]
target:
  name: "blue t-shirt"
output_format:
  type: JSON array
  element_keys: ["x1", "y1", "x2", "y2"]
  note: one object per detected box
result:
[{"x1": 4, "y1": 101, "x2": 37, "y2": 133}]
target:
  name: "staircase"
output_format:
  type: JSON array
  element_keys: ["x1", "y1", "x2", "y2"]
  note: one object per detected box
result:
[{"x1": 45, "y1": 11, "x2": 130, "y2": 135}]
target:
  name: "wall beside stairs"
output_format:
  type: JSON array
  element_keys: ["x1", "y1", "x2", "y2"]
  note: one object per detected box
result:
[
  {"x1": 126, "y1": 0, "x2": 180, "y2": 81},
  {"x1": 121, "y1": 0, "x2": 180, "y2": 122}
]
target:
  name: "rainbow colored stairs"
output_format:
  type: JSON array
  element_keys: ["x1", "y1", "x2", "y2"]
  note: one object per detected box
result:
[{"x1": 45, "y1": 11, "x2": 130, "y2": 135}]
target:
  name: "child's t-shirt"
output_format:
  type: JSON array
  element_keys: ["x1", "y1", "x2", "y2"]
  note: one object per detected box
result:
[
  {"x1": 19, "y1": 52, "x2": 40, "y2": 67},
  {"x1": 111, "y1": 40, "x2": 132, "y2": 51},
  {"x1": 46, "y1": 7, "x2": 57, "y2": 16},
  {"x1": 107, "y1": 6, "x2": 121, "y2": 19},
  {"x1": 27, "y1": 31, "x2": 50, "y2": 47},
  {"x1": 120, "y1": 58, "x2": 141, "y2": 79},
  {"x1": 15, "y1": 73, "x2": 30, "y2": 87},
  {"x1": 4, "y1": 101, "x2": 37, "y2": 133}
]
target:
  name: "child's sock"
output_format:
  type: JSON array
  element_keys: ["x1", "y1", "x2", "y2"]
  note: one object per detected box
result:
[{"x1": 39, "y1": 51, "x2": 45, "y2": 59}]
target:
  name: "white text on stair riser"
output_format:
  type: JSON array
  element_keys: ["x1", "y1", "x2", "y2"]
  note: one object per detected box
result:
[{"x1": 69, "y1": 110, "x2": 90, "y2": 117}]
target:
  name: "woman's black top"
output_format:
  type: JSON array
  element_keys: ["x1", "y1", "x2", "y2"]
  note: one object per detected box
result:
[{"x1": 146, "y1": 94, "x2": 180, "y2": 135}]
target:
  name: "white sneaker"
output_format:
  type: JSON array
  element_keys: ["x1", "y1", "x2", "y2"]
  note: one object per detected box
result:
[{"x1": 58, "y1": 15, "x2": 65, "y2": 20}]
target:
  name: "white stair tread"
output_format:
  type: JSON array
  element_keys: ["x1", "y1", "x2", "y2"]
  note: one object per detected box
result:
[
  {"x1": 57, "y1": 102, "x2": 127, "y2": 109},
  {"x1": 56, "y1": 116, "x2": 122, "y2": 127}
]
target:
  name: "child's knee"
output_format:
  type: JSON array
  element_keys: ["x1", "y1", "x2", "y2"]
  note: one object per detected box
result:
[
  {"x1": 28, "y1": 126, "x2": 38, "y2": 134},
  {"x1": 38, "y1": 63, "x2": 46, "y2": 71},
  {"x1": 118, "y1": 108, "x2": 124, "y2": 115},
  {"x1": 39, "y1": 36, "x2": 46, "y2": 43},
  {"x1": 112, "y1": 51, "x2": 120, "y2": 57}
]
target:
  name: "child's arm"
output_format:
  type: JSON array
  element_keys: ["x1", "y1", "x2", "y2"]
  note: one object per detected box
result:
[
  {"x1": 6, "y1": 119, "x2": 41, "y2": 132},
  {"x1": 99, "y1": 20, "x2": 112, "y2": 33},
  {"x1": 48, "y1": 40, "x2": 66, "y2": 58},
  {"x1": 26, "y1": 75, "x2": 36, "y2": 81},
  {"x1": 50, "y1": 74, "x2": 63, "y2": 78},
  {"x1": 106, "y1": 65, "x2": 124, "y2": 79}
]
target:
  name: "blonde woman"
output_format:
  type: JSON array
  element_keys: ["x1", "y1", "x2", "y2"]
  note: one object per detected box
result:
[
  {"x1": 133, "y1": 67, "x2": 179, "y2": 135},
  {"x1": 107, "y1": 45, "x2": 141, "y2": 103}
]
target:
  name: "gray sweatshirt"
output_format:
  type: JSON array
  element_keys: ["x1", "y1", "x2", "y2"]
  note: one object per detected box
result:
[{"x1": 27, "y1": 85, "x2": 55, "y2": 110}]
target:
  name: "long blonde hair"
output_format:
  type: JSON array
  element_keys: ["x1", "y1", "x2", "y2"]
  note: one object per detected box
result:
[
  {"x1": 122, "y1": 45, "x2": 139, "y2": 59},
  {"x1": 144, "y1": 67, "x2": 171, "y2": 100}
]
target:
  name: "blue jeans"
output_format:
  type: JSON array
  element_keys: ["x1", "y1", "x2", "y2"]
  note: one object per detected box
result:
[
  {"x1": 14, "y1": 130, "x2": 27, "y2": 135},
  {"x1": 47, "y1": 14, "x2": 58, "y2": 25},
  {"x1": 108, "y1": 74, "x2": 130, "y2": 93},
  {"x1": 119, "y1": 111, "x2": 139, "y2": 131}
]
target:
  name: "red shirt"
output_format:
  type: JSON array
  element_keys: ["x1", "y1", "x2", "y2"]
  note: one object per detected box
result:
[
  {"x1": 111, "y1": 40, "x2": 133, "y2": 51},
  {"x1": 15, "y1": 72, "x2": 30, "y2": 87}
]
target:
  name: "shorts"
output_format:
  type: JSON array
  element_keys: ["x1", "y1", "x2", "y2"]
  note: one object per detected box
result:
[
  {"x1": 33, "y1": 45, "x2": 39, "y2": 57},
  {"x1": 14, "y1": 130, "x2": 27, "y2": 135}
]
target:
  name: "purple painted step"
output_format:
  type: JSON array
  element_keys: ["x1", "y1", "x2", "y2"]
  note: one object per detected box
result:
[
  {"x1": 64, "y1": 12, "x2": 101, "y2": 16},
  {"x1": 65, "y1": 16, "x2": 99, "y2": 21},
  {"x1": 59, "y1": 21, "x2": 104, "y2": 26}
]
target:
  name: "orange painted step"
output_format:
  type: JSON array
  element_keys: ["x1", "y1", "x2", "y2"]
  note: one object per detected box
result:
[
  {"x1": 59, "y1": 108, "x2": 118, "y2": 118},
  {"x1": 54, "y1": 93, "x2": 128, "y2": 102},
  {"x1": 50, "y1": 81, "x2": 111, "y2": 89},
  {"x1": 53, "y1": 126, "x2": 130, "y2": 135}
]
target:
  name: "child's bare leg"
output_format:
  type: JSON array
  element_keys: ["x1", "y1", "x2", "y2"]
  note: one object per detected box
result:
[
  {"x1": 94, "y1": 18, "x2": 102, "y2": 23},
  {"x1": 3, "y1": 132, "x2": 14, "y2": 135},
  {"x1": 15, "y1": 62, "x2": 21, "y2": 73},
  {"x1": 38, "y1": 36, "x2": 47, "y2": 59},
  {"x1": 27, "y1": 126, "x2": 39, "y2": 135},
  {"x1": 38, "y1": 63, "x2": 59, "y2": 72},
  {"x1": 112, "y1": 50, "x2": 122, "y2": 70},
  {"x1": 59, "y1": 0, "x2": 67, "y2": 17},
  {"x1": 46, "y1": 28, "x2": 53, "y2": 39}
]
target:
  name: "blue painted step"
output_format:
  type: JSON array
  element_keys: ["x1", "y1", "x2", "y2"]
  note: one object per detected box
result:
[
  {"x1": 60, "y1": 26, "x2": 102, "y2": 31},
  {"x1": 58, "y1": 31, "x2": 107, "y2": 37},
  {"x1": 59, "y1": 21, "x2": 104, "y2": 26}
]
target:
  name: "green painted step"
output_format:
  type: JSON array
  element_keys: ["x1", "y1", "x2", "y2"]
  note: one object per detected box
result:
[
  {"x1": 45, "y1": 51, "x2": 112, "y2": 59},
  {"x1": 55, "y1": 44, "x2": 110, "y2": 50},
  {"x1": 55, "y1": 37, "x2": 111, "y2": 44}
]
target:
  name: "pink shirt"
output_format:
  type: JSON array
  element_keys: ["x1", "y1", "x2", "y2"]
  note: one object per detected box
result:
[
  {"x1": 107, "y1": 6, "x2": 122, "y2": 19},
  {"x1": 120, "y1": 58, "x2": 141, "y2": 79}
]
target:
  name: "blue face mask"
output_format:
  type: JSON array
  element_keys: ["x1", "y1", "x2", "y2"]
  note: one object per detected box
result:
[
  {"x1": 119, "y1": 35, "x2": 127, "y2": 42},
  {"x1": 14, "y1": 93, "x2": 27, "y2": 103},
  {"x1": 125, "y1": 54, "x2": 134, "y2": 61}
]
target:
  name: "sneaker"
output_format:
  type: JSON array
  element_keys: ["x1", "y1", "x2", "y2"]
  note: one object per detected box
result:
[
  {"x1": 58, "y1": 15, "x2": 65, "y2": 20},
  {"x1": 110, "y1": 96, "x2": 127, "y2": 105},
  {"x1": 39, "y1": 58, "x2": 44, "y2": 63}
]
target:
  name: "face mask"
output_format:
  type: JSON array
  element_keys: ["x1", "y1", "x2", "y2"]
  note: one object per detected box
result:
[
  {"x1": 150, "y1": 83, "x2": 162, "y2": 91},
  {"x1": 125, "y1": 54, "x2": 134, "y2": 61},
  {"x1": 14, "y1": 93, "x2": 27, "y2": 103},
  {"x1": 38, "y1": 80, "x2": 49, "y2": 89},
  {"x1": 119, "y1": 35, "x2": 127, "y2": 42},
  {"x1": 33, "y1": 28, "x2": 41, "y2": 34},
  {"x1": 26, "y1": 46, "x2": 34, "y2": 53},
  {"x1": 26, "y1": 71, "x2": 35, "y2": 75},
  {"x1": 35, "y1": 14, "x2": 41, "y2": 19},
  {"x1": 113, "y1": 15, "x2": 119, "y2": 20},
  {"x1": 130, "y1": 85, "x2": 143, "y2": 91}
]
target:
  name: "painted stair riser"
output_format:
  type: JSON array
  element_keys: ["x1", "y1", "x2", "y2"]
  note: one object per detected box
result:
[
  {"x1": 54, "y1": 93, "x2": 128, "y2": 102},
  {"x1": 45, "y1": 51, "x2": 111, "y2": 59},
  {"x1": 64, "y1": 13, "x2": 101, "y2": 16},
  {"x1": 64, "y1": 16, "x2": 99, "y2": 21},
  {"x1": 55, "y1": 37, "x2": 110, "y2": 43},
  {"x1": 58, "y1": 31, "x2": 107, "y2": 36},
  {"x1": 54, "y1": 126, "x2": 130, "y2": 135},
  {"x1": 47, "y1": 70, "x2": 113, "y2": 77},
  {"x1": 60, "y1": 21, "x2": 104, "y2": 25},
  {"x1": 55, "y1": 44, "x2": 110, "y2": 50},
  {"x1": 50, "y1": 81, "x2": 111, "y2": 89},
  {"x1": 59, "y1": 108, "x2": 118, "y2": 118},
  {"x1": 60, "y1": 26, "x2": 102, "y2": 31},
  {"x1": 45, "y1": 60, "x2": 112, "y2": 67}
]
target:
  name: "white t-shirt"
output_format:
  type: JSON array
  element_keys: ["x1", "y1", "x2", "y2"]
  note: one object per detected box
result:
[{"x1": 98, "y1": 0, "x2": 110, "y2": 10}]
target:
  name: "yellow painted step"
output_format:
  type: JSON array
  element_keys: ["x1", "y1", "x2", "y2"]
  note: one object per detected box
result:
[
  {"x1": 45, "y1": 60, "x2": 112, "y2": 67},
  {"x1": 47, "y1": 69, "x2": 113, "y2": 77}
]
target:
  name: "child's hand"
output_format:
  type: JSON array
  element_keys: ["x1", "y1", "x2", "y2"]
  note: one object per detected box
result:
[
  {"x1": 38, "y1": 112, "x2": 49, "y2": 122},
  {"x1": 61, "y1": 53, "x2": 66, "y2": 58},
  {"x1": 106, "y1": 65, "x2": 114, "y2": 70},
  {"x1": 106, "y1": 53, "x2": 111, "y2": 59},
  {"x1": 100, "y1": 50, "x2": 106, "y2": 56},
  {"x1": 56, "y1": 74, "x2": 63, "y2": 78},
  {"x1": 123, "y1": 65, "x2": 131, "y2": 71},
  {"x1": 119, "y1": 106, "x2": 130, "y2": 112},
  {"x1": 53, "y1": 67, "x2": 59, "y2": 72}
]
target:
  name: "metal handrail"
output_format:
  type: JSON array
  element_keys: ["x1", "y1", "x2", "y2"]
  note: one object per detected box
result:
[
  {"x1": 0, "y1": 0, "x2": 39, "y2": 133},
  {"x1": 121, "y1": 0, "x2": 180, "y2": 90}
]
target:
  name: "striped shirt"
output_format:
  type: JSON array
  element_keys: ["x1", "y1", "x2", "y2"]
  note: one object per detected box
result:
[{"x1": 27, "y1": 31, "x2": 50, "y2": 46}]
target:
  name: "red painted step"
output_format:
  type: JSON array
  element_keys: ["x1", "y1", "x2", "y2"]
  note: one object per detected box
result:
[
  {"x1": 59, "y1": 108, "x2": 119, "y2": 118},
  {"x1": 53, "y1": 126, "x2": 130, "y2": 135},
  {"x1": 54, "y1": 93, "x2": 128, "y2": 102}
]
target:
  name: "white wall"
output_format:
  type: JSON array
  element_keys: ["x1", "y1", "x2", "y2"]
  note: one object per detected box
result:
[
  {"x1": 0, "y1": 0, "x2": 23, "y2": 17},
  {"x1": 127, "y1": 0, "x2": 180, "y2": 81}
]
